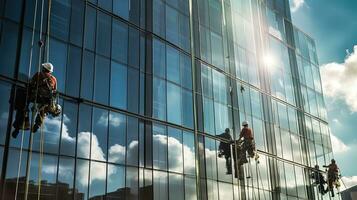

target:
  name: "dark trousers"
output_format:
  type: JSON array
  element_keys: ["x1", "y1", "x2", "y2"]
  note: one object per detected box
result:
[
  {"x1": 240, "y1": 139, "x2": 255, "y2": 162},
  {"x1": 225, "y1": 156, "x2": 232, "y2": 174}
]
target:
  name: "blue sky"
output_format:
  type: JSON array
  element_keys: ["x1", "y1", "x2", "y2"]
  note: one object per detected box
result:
[{"x1": 290, "y1": 0, "x2": 357, "y2": 189}]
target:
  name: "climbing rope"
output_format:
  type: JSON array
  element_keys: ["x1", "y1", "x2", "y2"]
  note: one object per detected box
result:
[
  {"x1": 23, "y1": 0, "x2": 53, "y2": 198},
  {"x1": 13, "y1": 0, "x2": 40, "y2": 198}
]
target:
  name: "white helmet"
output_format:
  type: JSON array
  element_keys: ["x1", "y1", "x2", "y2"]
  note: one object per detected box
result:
[
  {"x1": 242, "y1": 121, "x2": 249, "y2": 126},
  {"x1": 42, "y1": 62, "x2": 54, "y2": 73}
]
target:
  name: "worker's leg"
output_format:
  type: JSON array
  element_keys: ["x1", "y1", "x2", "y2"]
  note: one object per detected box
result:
[
  {"x1": 225, "y1": 155, "x2": 232, "y2": 174},
  {"x1": 33, "y1": 108, "x2": 45, "y2": 133},
  {"x1": 241, "y1": 142, "x2": 248, "y2": 164},
  {"x1": 246, "y1": 139, "x2": 257, "y2": 158}
]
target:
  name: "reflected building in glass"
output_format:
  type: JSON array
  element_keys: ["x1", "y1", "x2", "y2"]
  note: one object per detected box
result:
[{"x1": 0, "y1": 0, "x2": 336, "y2": 199}]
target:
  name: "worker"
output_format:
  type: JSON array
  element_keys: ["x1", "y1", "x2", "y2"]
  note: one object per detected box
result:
[
  {"x1": 218, "y1": 128, "x2": 233, "y2": 175},
  {"x1": 323, "y1": 159, "x2": 339, "y2": 197},
  {"x1": 11, "y1": 63, "x2": 61, "y2": 138},
  {"x1": 310, "y1": 165, "x2": 327, "y2": 195},
  {"x1": 238, "y1": 121, "x2": 256, "y2": 164},
  {"x1": 11, "y1": 87, "x2": 31, "y2": 138}
]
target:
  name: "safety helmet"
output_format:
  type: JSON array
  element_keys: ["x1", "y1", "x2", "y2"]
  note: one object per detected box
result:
[
  {"x1": 42, "y1": 62, "x2": 54, "y2": 73},
  {"x1": 242, "y1": 121, "x2": 249, "y2": 126},
  {"x1": 225, "y1": 128, "x2": 230, "y2": 133},
  {"x1": 331, "y1": 159, "x2": 336, "y2": 163}
]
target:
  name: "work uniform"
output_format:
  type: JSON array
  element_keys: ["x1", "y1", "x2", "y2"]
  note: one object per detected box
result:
[
  {"x1": 218, "y1": 131, "x2": 233, "y2": 174},
  {"x1": 29, "y1": 71, "x2": 58, "y2": 132},
  {"x1": 239, "y1": 127, "x2": 255, "y2": 163},
  {"x1": 326, "y1": 163, "x2": 339, "y2": 189},
  {"x1": 311, "y1": 170, "x2": 327, "y2": 194}
]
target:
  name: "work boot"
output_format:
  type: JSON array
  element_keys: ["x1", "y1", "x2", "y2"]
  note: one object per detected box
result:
[
  {"x1": 32, "y1": 125, "x2": 40, "y2": 133},
  {"x1": 12, "y1": 129, "x2": 20, "y2": 138}
]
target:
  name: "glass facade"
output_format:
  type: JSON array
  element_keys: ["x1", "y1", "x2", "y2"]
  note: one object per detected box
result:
[{"x1": 0, "y1": 0, "x2": 335, "y2": 199}]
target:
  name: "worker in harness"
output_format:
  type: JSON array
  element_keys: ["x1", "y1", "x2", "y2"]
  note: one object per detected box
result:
[
  {"x1": 238, "y1": 121, "x2": 257, "y2": 164},
  {"x1": 11, "y1": 63, "x2": 61, "y2": 138},
  {"x1": 323, "y1": 159, "x2": 340, "y2": 197},
  {"x1": 218, "y1": 128, "x2": 233, "y2": 175},
  {"x1": 310, "y1": 165, "x2": 327, "y2": 195}
]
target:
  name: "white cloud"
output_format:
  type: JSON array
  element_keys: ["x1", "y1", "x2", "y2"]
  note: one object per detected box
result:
[
  {"x1": 330, "y1": 134, "x2": 349, "y2": 154},
  {"x1": 290, "y1": 0, "x2": 304, "y2": 12},
  {"x1": 341, "y1": 176, "x2": 357, "y2": 191},
  {"x1": 320, "y1": 45, "x2": 357, "y2": 112}
]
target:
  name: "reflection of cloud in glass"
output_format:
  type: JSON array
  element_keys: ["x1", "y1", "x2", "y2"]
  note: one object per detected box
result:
[
  {"x1": 41, "y1": 116, "x2": 199, "y2": 194},
  {"x1": 98, "y1": 112, "x2": 124, "y2": 127}
]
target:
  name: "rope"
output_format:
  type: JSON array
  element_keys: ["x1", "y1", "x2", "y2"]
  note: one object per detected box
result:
[
  {"x1": 24, "y1": 0, "x2": 46, "y2": 198},
  {"x1": 14, "y1": 0, "x2": 39, "y2": 198},
  {"x1": 37, "y1": 125, "x2": 45, "y2": 200},
  {"x1": 37, "y1": 1, "x2": 52, "y2": 199}
]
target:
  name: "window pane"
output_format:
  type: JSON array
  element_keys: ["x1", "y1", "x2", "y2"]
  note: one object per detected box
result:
[
  {"x1": 113, "y1": 0, "x2": 129, "y2": 19},
  {"x1": 207, "y1": 179, "x2": 218, "y2": 200},
  {"x1": 4, "y1": 150, "x2": 28, "y2": 199},
  {"x1": 49, "y1": 39, "x2": 67, "y2": 93},
  {"x1": 107, "y1": 164, "x2": 125, "y2": 199},
  {"x1": 153, "y1": 124, "x2": 167, "y2": 170},
  {"x1": 84, "y1": 6, "x2": 96, "y2": 50},
  {"x1": 76, "y1": 159, "x2": 89, "y2": 199},
  {"x1": 128, "y1": 27, "x2": 140, "y2": 68},
  {"x1": 153, "y1": 170, "x2": 168, "y2": 200},
  {"x1": 166, "y1": 46, "x2": 180, "y2": 84},
  {"x1": 181, "y1": 53, "x2": 192, "y2": 89},
  {"x1": 201, "y1": 64, "x2": 213, "y2": 98},
  {"x1": 203, "y1": 97, "x2": 215, "y2": 134},
  {"x1": 89, "y1": 161, "x2": 107, "y2": 198},
  {"x1": 182, "y1": 89, "x2": 194, "y2": 129},
  {"x1": 94, "y1": 55, "x2": 110, "y2": 104},
  {"x1": 126, "y1": 167, "x2": 139, "y2": 199},
  {"x1": 212, "y1": 70, "x2": 227, "y2": 104},
  {"x1": 108, "y1": 112, "x2": 126, "y2": 164},
  {"x1": 214, "y1": 102, "x2": 229, "y2": 135},
  {"x1": 0, "y1": 21, "x2": 19, "y2": 78},
  {"x1": 77, "y1": 105, "x2": 92, "y2": 159},
  {"x1": 169, "y1": 173, "x2": 184, "y2": 200},
  {"x1": 167, "y1": 83, "x2": 182, "y2": 125},
  {"x1": 69, "y1": 0, "x2": 84, "y2": 46},
  {"x1": 185, "y1": 176, "x2": 197, "y2": 200},
  {"x1": 168, "y1": 128, "x2": 183, "y2": 173},
  {"x1": 60, "y1": 101, "x2": 77, "y2": 156},
  {"x1": 57, "y1": 157, "x2": 75, "y2": 199},
  {"x1": 205, "y1": 137, "x2": 217, "y2": 180},
  {"x1": 211, "y1": 32, "x2": 224, "y2": 68},
  {"x1": 81, "y1": 50, "x2": 95, "y2": 100},
  {"x1": 281, "y1": 130, "x2": 292, "y2": 160},
  {"x1": 51, "y1": 0, "x2": 71, "y2": 41},
  {"x1": 92, "y1": 108, "x2": 108, "y2": 161},
  {"x1": 127, "y1": 68, "x2": 140, "y2": 113},
  {"x1": 153, "y1": 38, "x2": 166, "y2": 78},
  {"x1": 96, "y1": 12, "x2": 112, "y2": 57},
  {"x1": 112, "y1": 20, "x2": 128, "y2": 64},
  {"x1": 110, "y1": 62, "x2": 127, "y2": 109},
  {"x1": 166, "y1": 6, "x2": 179, "y2": 46},
  {"x1": 183, "y1": 131, "x2": 196, "y2": 176},
  {"x1": 219, "y1": 182, "x2": 233, "y2": 200},
  {"x1": 153, "y1": 0, "x2": 166, "y2": 38},
  {"x1": 153, "y1": 77, "x2": 166, "y2": 121},
  {"x1": 127, "y1": 117, "x2": 139, "y2": 166},
  {"x1": 66, "y1": 45, "x2": 81, "y2": 97}
]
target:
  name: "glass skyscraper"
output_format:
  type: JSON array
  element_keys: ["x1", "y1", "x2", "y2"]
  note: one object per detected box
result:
[{"x1": 0, "y1": 0, "x2": 336, "y2": 199}]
